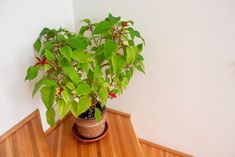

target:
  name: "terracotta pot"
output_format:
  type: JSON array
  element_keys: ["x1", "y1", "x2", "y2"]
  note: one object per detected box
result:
[{"x1": 76, "y1": 110, "x2": 106, "y2": 138}]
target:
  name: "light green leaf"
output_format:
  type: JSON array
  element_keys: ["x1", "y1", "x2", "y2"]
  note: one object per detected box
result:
[
  {"x1": 77, "y1": 95, "x2": 91, "y2": 116},
  {"x1": 66, "y1": 82, "x2": 76, "y2": 90},
  {"x1": 81, "y1": 63, "x2": 89, "y2": 73},
  {"x1": 61, "y1": 60, "x2": 81, "y2": 84},
  {"x1": 111, "y1": 55, "x2": 125, "y2": 75},
  {"x1": 32, "y1": 79, "x2": 57, "y2": 97},
  {"x1": 104, "y1": 40, "x2": 118, "y2": 58},
  {"x1": 98, "y1": 87, "x2": 108, "y2": 107},
  {"x1": 72, "y1": 50, "x2": 93, "y2": 63},
  {"x1": 46, "y1": 108, "x2": 56, "y2": 126},
  {"x1": 79, "y1": 26, "x2": 89, "y2": 35},
  {"x1": 91, "y1": 82, "x2": 99, "y2": 92},
  {"x1": 77, "y1": 82, "x2": 91, "y2": 96},
  {"x1": 136, "y1": 61, "x2": 145, "y2": 74},
  {"x1": 70, "y1": 101, "x2": 78, "y2": 117},
  {"x1": 126, "y1": 46, "x2": 137, "y2": 64},
  {"x1": 25, "y1": 66, "x2": 39, "y2": 81},
  {"x1": 33, "y1": 38, "x2": 41, "y2": 52},
  {"x1": 57, "y1": 99, "x2": 69, "y2": 119},
  {"x1": 93, "y1": 21, "x2": 112, "y2": 34},
  {"x1": 40, "y1": 87, "x2": 56, "y2": 109},
  {"x1": 81, "y1": 18, "x2": 91, "y2": 24},
  {"x1": 56, "y1": 34, "x2": 65, "y2": 42},
  {"x1": 61, "y1": 90, "x2": 70, "y2": 104},
  {"x1": 44, "y1": 64, "x2": 51, "y2": 71},
  {"x1": 95, "y1": 108, "x2": 101, "y2": 122},
  {"x1": 59, "y1": 46, "x2": 72, "y2": 62},
  {"x1": 68, "y1": 36, "x2": 88, "y2": 50},
  {"x1": 93, "y1": 65, "x2": 102, "y2": 79},
  {"x1": 44, "y1": 49, "x2": 54, "y2": 61}
]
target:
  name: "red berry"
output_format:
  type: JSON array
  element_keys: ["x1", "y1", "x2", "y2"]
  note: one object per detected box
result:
[{"x1": 34, "y1": 62, "x2": 41, "y2": 67}]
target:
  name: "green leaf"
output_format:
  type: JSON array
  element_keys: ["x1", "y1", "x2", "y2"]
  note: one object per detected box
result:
[
  {"x1": 57, "y1": 99, "x2": 69, "y2": 119},
  {"x1": 61, "y1": 60, "x2": 81, "y2": 84},
  {"x1": 70, "y1": 101, "x2": 78, "y2": 117},
  {"x1": 33, "y1": 38, "x2": 41, "y2": 52},
  {"x1": 61, "y1": 90, "x2": 70, "y2": 104},
  {"x1": 40, "y1": 87, "x2": 56, "y2": 109},
  {"x1": 81, "y1": 18, "x2": 91, "y2": 24},
  {"x1": 93, "y1": 21, "x2": 112, "y2": 34},
  {"x1": 56, "y1": 34, "x2": 65, "y2": 42},
  {"x1": 67, "y1": 36, "x2": 88, "y2": 50},
  {"x1": 108, "y1": 13, "x2": 121, "y2": 24},
  {"x1": 98, "y1": 87, "x2": 108, "y2": 107},
  {"x1": 77, "y1": 81, "x2": 91, "y2": 96},
  {"x1": 95, "y1": 108, "x2": 101, "y2": 122},
  {"x1": 79, "y1": 25, "x2": 89, "y2": 35},
  {"x1": 46, "y1": 108, "x2": 56, "y2": 126},
  {"x1": 81, "y1": 63, "x2": 89, "y2": 73},
  {"x1": 136, "y1": 61, "x2": 145, "y2": 74},
  {"x1": 77, "y1": 95, "x2": 91, "y2": 116},
  {"x1": 32, "y1": 79, "x2": 57, "y2": 97},
  {"x1": 72, "y1": 50, "x2": 93, "y2": 63},
  {"x1": 44, "y1": 49, "x2": 54, "y2": 61},
  {"x1": 32, "y1": 80, "x2": 43, "y2": 97},
  {"x1": 66, "y1": 82, "x2": 76, "y2": 90},
  {"x1": 93, "y1": 65, "x2": 102, "y2": 79},
  {"x1": 25, "y1": 66, "x2": 39, "y2": 81},
  {"x1": 59, "y1": 46, "x2": 72, "y2": 62},
  {"x1": 126, "y1": 68, "x2": 134, "y2": 81},
  {"x1": 104, "y1": 40, "x2": 118, "y2": 58},
  {"x1": 44, "y1": 41, "x2": 54, "y2": 51},
  {"x1": 111, "y1": 55, "x2": 125, "y2": 75},
  {"x1": 39, "y1": 27, "x2": 51, "y2": 36},
  {"x1": 91, "y1": 82, "x2": 99, "y2": 92},
  {"x1": 126, "y1": 46, "x2": 137, "y2": 64}
]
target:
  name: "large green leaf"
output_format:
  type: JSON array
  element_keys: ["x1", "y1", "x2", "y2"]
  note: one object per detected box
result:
[
  {"x1": 32, "y1": 79, "x2": 57, "y2": 97},
  {"x1": 61, "y1": 90, "x2": 70, "y2": 104},
  {"x1": 46, "y1": 108, "x2": 56, "y2": 126},
  {"x1": 59, "y1": 46, "x2": 72, "y2": 62},
  {"x1": 104, "y1": 40, "x2": 118, "y2": 58},
  {"x1": 44, "y1": 49, "x2": 54, "y2": 61},
  {"x1": 67, "y1": 36, "x2": 88, "y2": 50},
  {"x1": 25, "y1": 66, "x2": 39, "y2": 81},
  {"x1": 98, "y1": 87, "x2": 108, "y2": 107},
  {"x1": 66, "y1": 82, "x2": 76, "y2": 90},
  {"x1": 33, "y1": 38, "x2": 41, "y2": 52},
  {"x1": 61, "y1": 60, "x2": 81, "y2": 84},
  {"x1": 57, "y1": 99, "x2": 69, "y2": 119},
  {"x1": 126, "y1": 46, "x2": 137, "y2": 64},
  {"x1": 77, "y1": 95, "x2": 91, "y2": 116},
  {"x1": 95, "y1": 108, "x2": 101, "y2": 122},
  {"x1": 111, "y1": 55, "x2": 125, "y2": 75},
  {"x1": 77, "y1": 81, "x2": 91, "y2": 96},
  {"x1": 72, "y1": 50, "x2": 93, "y2": 63},
  {"x1": 40, "y1": 87, "x2": 56, "y2": 109},
  {"x1": 70, "y1": 101, "x2": 78, "y2": 117},
  {"x1": 93, "y1": 21, "x2": 112, "y2": 34}
]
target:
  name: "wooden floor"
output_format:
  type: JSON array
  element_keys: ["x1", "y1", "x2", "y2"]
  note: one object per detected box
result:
[
  {"x1": 0, "y1": 110, "x2": 52, "y2": 157},
  {"x1": 0, "y1": 108, "x2": 193, "y2": 157},
  {"x1": 139, "y1": 139, "x2": 193, "y2": 157},
  {"x1": 46, "y1": 109, "x2": 144, "y2": 157}
]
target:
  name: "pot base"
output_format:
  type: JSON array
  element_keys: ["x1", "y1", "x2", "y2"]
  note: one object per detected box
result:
[{"x1": 72, "y1": 122, "x2": 109, "y2": 143}]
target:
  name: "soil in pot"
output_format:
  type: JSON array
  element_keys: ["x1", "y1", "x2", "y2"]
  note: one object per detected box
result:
[{"x1": 76, "y1": 102, "x2": 107, "y2": 139}]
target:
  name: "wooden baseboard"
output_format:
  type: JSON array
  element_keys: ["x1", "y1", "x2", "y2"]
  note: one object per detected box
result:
[
  {"x1": 0, "y1": 109, "x2": 40, "y2": 143},
  {"x1": 139, "y1": 138, "x2": 193, "y2": 157}
]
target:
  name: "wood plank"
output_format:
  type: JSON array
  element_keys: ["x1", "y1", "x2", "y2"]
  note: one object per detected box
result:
[
  {"x1": 140, "y1": 138, "x2": 193, "y2": 157},
  {"x1": 0, "y1": 110, "x2": 53, "y2": 157},
  {"x1": 46, "y1": 110, "x2": 143, "y2": 157}
]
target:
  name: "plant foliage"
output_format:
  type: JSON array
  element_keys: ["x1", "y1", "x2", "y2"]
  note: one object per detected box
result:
[{"x1": 25, "y1": 13, "x2": 145, "y2": 126}]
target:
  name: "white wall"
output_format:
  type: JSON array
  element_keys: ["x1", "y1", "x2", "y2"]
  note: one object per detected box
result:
[
  {"x1": 73, "y1": 0, "x2": 235, "y2": 157},
  {"x1": 0, "y1": 0, "x2": 75, "y2": 134}
]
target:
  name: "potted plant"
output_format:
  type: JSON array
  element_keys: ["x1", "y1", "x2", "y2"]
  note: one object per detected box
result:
[{"x1": 25, "y1": 13, "x2": 145, "y2": 139}]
